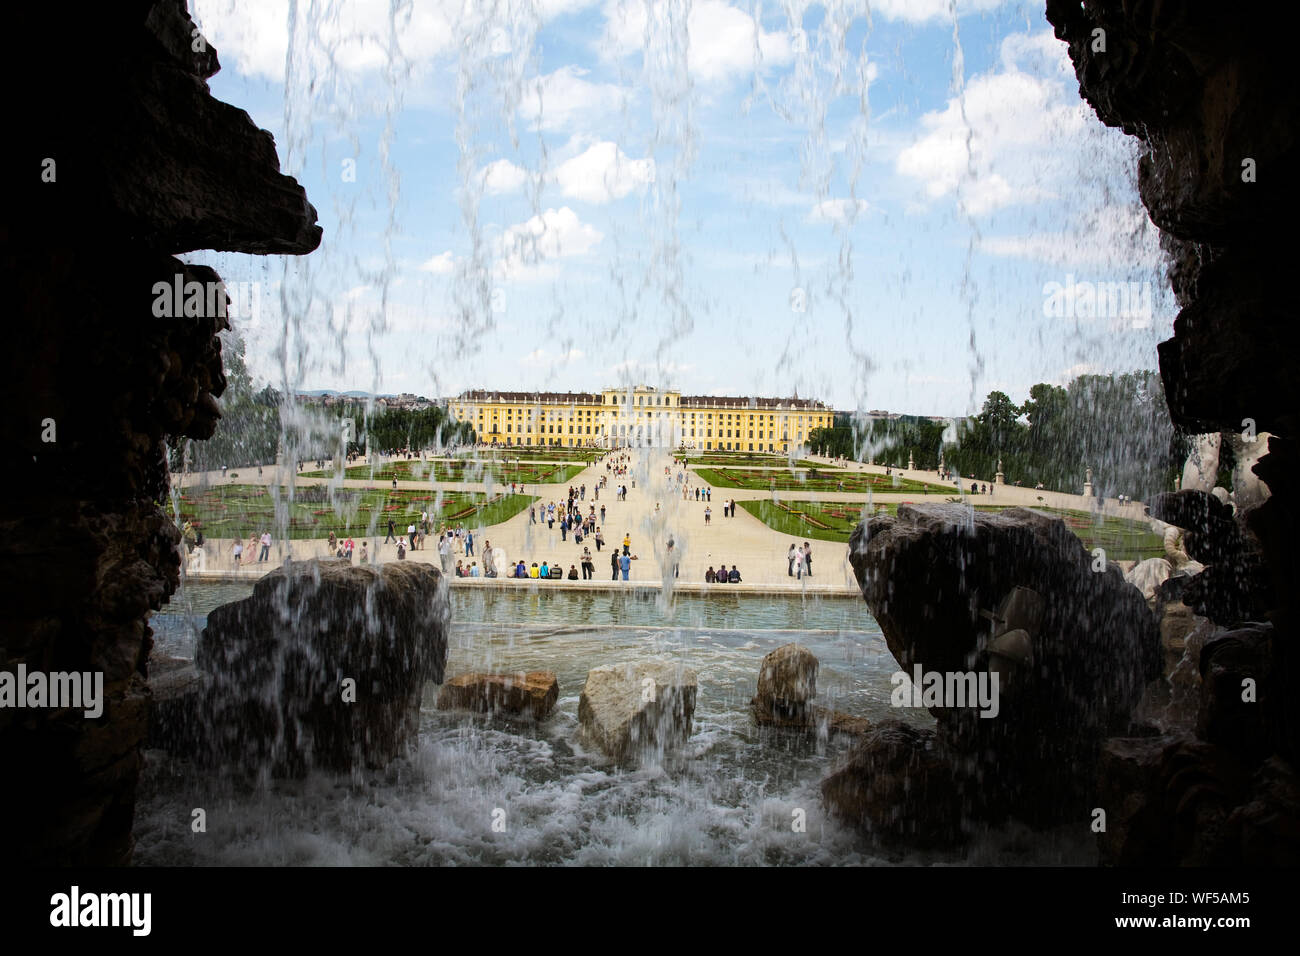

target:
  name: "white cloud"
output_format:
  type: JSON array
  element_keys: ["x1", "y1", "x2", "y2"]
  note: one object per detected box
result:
[
  {"x1": 979, "y1": 204, "x2": 1163, "y2": 269},
  {"x1": 193, "y1": 0, "x2": 458, "y2": 82},
  {"x1": 807, "y1": 197, "x2": 869, "y2": 225},
  {"x1": 419, "y1": 250, "x2": 456, "y2": 275},
  {"x1": 475, "y1": 141, "x2": 654, "y2": 204},
  {"x1": 554, "y1": 141, "x2": 655, "y2": 202},
  {"x1": 519, "y1": 65, "x2": 628, "y2": 132},
  {"x1": 479, "y1": 159, "x2": 531, "y2": 195},
  {"x1": 496, "y1": 206, "x2": 604, "y2": 280},
  {"x1": 895, "y1": 30, "x2": 1097, "y2": 217},
  {"x1": 521, "y1": 347, "x2": 586, "y2": 367},
  {"x1": 601, "y1": 0, "x2": 793, "y2": 83},
  {"x1": 870, "y1": 0, "x2": 1014, "y2": 23},
  {"x1": 193, "y1": 0, "x2": 605, "y2": 82}
]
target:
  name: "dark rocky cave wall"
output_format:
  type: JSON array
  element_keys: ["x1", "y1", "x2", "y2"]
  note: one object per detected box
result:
[
  {"x1": 0, "y1": 1, "x2": 319, "y2": 865},
  {"x1": 1046, "y1": 0, "x2": 1299, "y2": 863}
]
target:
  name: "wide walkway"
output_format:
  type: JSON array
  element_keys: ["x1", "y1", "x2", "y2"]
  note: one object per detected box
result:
[{"x1": 180, "y1": 449, "x2": 1145, "y2": 590}]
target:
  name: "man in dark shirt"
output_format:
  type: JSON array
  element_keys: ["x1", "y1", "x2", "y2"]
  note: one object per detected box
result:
[{"x1": 728, "y1": 565, "x2": 741, "y2": 583}]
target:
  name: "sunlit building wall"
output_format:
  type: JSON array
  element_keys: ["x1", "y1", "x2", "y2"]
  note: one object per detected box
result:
[{"x1": 449, "y1": 384, "x2": 832, "y2": 453}]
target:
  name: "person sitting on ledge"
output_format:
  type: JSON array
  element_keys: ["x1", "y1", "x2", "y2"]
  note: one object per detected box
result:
[
  {"x1": 515, "y1": 560, "x2": 526, "y2": 578},
  {"x1": 470, "y1": 562, "x2": 480, "y2": 577},
  {"x1": 705, "y1": 566, "x2": 716, "y2": 583},
  {"x1": 567, "y1": 564, "x2": 579, "y2": 579},
  {"x1": 540, "y1": 560, "x2": 550, "y2": 578},
  {"x1": 728, "y1": 565, "x2": 741, "y2": 583},
  {"x1": 455, "y1": 559, "x2": 464, "y2": 576}
]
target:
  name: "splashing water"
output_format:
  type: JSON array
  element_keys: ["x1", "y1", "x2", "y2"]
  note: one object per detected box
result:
[{"x1": 152, "y1": 0, "x2": 1174, "y2": 864}]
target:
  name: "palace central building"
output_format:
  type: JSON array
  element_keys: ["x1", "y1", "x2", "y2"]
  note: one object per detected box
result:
[{"x1": 449, "y1": 385, "x2": 833, "y2": 453}]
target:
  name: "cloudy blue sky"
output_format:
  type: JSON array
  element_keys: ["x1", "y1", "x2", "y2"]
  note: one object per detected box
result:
[{"x1": 186, "y1": 0, "x2": 1172, "y2": 418}]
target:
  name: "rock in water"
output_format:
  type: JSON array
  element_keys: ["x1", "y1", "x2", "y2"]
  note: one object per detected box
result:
[
  {"x1": 193, "y1": 559, "x2": 448, "y2": 775},
  {"x1": 842, "y1": 503, "x2": 1161, "y2": 829},
  {"x1": 438, "y1": 671, "x2": 558, "y2": 720},
  {"x1": 578, "y1": 660, "x2": 697, "y2": 763},
  {"x1": 754, "y1": 643, "x2": 817, "y2": 720},
  {"x1": 820, "y1": 721, "x2": 965, "y2": 847},
  {"x1": 751, "y1": 643, "x2": 869, "y2": 737}
]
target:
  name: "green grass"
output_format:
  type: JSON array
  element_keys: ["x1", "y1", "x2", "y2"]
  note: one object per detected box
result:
[
  {"x1": 680, "y1": 451, "x2": 820, "y2": 468},
  {"x1": 301, "y1": 459, "x2": 586, "y2": 484},
  {"x1": 172, "y1": 484, "x2": 534, "y2": 539},
  {"x1": 696, "y1": 466, "x2": 951, "y2": 494},
  {"x1": 739, "y1": 499, "x2": 1165, "y2": 562},
  {"x1": 461, "y1": 447, "x2": 605, "y2": 463}
]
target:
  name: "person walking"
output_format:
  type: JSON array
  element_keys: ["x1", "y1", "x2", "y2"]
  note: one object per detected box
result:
[
  {"x1": 622, "y1": 532, "x2": 631, "y2": 556},
  {"x1": 600, "y1": 504, "x2": 606, "y2": 523},
  {"x1": 466, "y1": 530, "x2": 474, "y2": 556},
  {"x1": 704, "y1": 506, "x2": 712, "y2": 525},
  {"x1": 385, "y1": 518, "x2": 396, "y2": 543},
  {"x1": 259, "y1": 531, "x2": 271, "y2": 562},
  {"x1": 581, "y1": 547, "x2": 594, "y2": 580}
]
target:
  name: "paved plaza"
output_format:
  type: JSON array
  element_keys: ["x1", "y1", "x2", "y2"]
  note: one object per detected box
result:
[{"x1": 177, "y1": 449, "x2": 1149, "y2": 590}]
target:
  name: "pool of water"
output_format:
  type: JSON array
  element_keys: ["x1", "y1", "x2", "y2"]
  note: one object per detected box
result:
[{"x1": 133, "y1": 581, "x2": 1094, "y2": 865}]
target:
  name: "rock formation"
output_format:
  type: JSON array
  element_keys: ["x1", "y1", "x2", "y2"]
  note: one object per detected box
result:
[
  {"x1": 578, "y1": 661, "x2": 697, "y2": 763},
  {"x1": 438, "y1": 671, "x2": 559, "y2": 720},
  {"x1": 751, "y1": 642, "x2": 870, "y2": 738},
  {"x1": 0, "y1": 1, "x2": 318, "y2": 863},
  {"x1": 827, "y1": 503, "x2": 1159, "y2": 835},
  {"x1": 1046, "y1": 0, "x2": 1298, "y2": 863},
  {"x1": 194, "y1": 560, "x2": 448, "y2": 775}
]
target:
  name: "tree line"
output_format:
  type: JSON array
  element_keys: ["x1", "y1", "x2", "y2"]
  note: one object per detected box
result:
[
  {"x1": 808, "y1": 370, "x2": 1188, "y2": 498},
  {"x1": 169, "y1": 330, "x2": 476, "y2": 472}
]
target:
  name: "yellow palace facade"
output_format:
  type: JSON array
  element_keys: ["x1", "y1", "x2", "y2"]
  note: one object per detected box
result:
[{"x1": 449, "y1": 385, "x2": 833, "y2": 453}]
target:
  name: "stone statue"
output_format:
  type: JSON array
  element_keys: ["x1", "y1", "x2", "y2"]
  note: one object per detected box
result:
[
  {"x1": 1226, "y1": 430, "x2": 1272, "y2": 512},
  {"x1": 1181, "y1": 432, "x2": 1221, "y2": 493}
]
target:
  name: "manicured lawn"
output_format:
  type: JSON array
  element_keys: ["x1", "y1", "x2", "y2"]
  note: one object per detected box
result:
[
  {"x1": 696, "y1": 466, "x2": 950, "y2": 494},
  {"x1": 301, "y1": 459, "x2": 585, "y2": 484},
  {"x1": 462, "y1": 447, "x2": 605, "y2": 463},
  {"x1": 171, "y1": 484, "x2": 534, "y2": 539},
  {"x1": 739, "y1": 500, "x2": 1166, "y2": 562},
  {"x1": 680, "y1": 451, "x2": 820, "y2": 468}
]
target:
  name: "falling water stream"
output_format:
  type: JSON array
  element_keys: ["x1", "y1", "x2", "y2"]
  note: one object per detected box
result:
[{"x1": 142, "y1": 0, "x2": 1174, "y2": 865}]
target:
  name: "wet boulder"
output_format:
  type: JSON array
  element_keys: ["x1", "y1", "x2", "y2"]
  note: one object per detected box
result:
[
  {"x1": 191, "y1": 559, "x2": 448, "y2": 775},
  {"x1": 820, "y1": 720, "x2": 965, "y2": 847},
  {"x1": 753, "y1": 643, "x2": 817, "y2": 722},
  {"x1": 843, "y1": 504, "x2": 1161, "y2": 827},
  {"x1": 578, "y1": 660, "x2": 697, "y2": 763},
  {"x1": 751, "y1": 643, "x2": 869, "y2": 738},
  {"x1": 1149, "y1": 490, "x2": 1274, "y2": 625},
  {"x1": 437, "y1": 671, "x2": 558, "y2": 720},
  {"x1": 1198, "y1": 625, "x2": 1272, "y2": 764}
]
